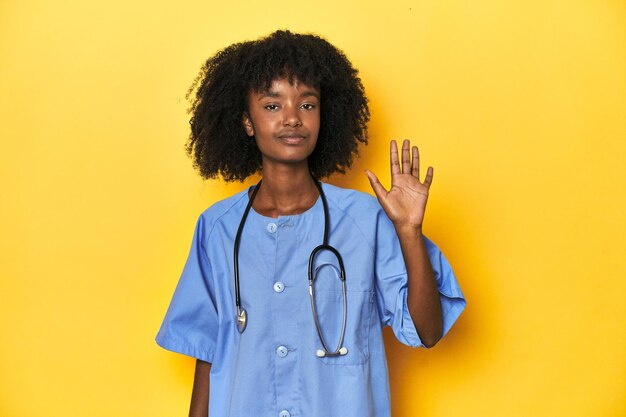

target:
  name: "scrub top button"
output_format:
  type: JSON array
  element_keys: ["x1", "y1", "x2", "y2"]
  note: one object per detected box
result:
[
  {"x1": 267, "y1": 223, "x2": 277, "y2": 233},
  {"x1": 279, "y1": 411, "x2": 291, "y2": 417},
  {"x1": 273, "y1": 282, "x2": 285, "y2": 293},
  {"x1": 276, "y1": 346, "x2": 288, "y2": 358}
]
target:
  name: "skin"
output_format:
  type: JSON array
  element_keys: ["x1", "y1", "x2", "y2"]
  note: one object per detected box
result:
[
  {"x1": 189, "y1": 78, "x2": 442, "y2": 416},
  {"x1": 189, "y1": 359, "x2": 210, "y2": 417},
  {"x1": 241, "y1": 77, "x2": 321, "y2": 215}
]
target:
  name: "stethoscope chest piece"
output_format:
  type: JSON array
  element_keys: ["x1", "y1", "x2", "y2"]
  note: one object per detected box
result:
[{"x1": 236, "y1": 307, "x2": 247, "y2": 333}]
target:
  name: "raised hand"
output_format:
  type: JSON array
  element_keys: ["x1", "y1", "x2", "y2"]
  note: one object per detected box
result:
[{"x1": 365, "y1": 139, "x2": 433, "y2": 232}]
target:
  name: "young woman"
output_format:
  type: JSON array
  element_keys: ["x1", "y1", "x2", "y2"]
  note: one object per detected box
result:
[{"x1": 156, "y1": 30, "x2": 465, "y2": 417}]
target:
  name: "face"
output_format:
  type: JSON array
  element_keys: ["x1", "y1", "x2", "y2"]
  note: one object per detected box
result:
[{"x1": 243, "y1": 78, "x2": 320, "y2": 170}]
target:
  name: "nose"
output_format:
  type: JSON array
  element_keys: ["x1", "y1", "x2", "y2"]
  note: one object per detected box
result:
[{"x1": 283, "y1": 105, "x2": 302, "y2": 127}]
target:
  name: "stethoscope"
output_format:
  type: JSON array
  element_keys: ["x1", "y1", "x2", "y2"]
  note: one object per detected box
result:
[{"x1": 233, "y1": 177, "x2": 349, "y2": 358}]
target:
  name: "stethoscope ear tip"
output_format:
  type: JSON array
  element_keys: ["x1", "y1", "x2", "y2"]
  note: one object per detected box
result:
[{"x1": 316, "y1": 347, "x2": 348, "y2": 357}]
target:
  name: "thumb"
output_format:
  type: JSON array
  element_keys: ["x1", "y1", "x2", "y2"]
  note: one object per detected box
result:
[{"x1": 365, "y1": 170, "x2": 388, "y2": 201}]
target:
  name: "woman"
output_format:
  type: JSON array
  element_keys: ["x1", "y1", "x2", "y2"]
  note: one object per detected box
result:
[{"x1": 157, "y1": 30, "x2": 465, "y2": 417}]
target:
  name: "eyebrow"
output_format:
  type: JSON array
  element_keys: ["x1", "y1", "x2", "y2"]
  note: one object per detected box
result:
[
  {"x1": 257, "y1": 89, "x2": 320, "y2": 100},
  {"x1": 258, "y1": 91, "x2": 279, "y2": 99},
  {"x1": 301, "y1": 91, "x2": 320, "y2": 99}
]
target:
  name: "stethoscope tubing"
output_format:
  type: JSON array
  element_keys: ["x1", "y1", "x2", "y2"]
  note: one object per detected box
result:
[
  {"x1": 233, "y1": 176, "x2": 348, "y2": 357},
  {"x1": 308, "y1": 243, "x2": 347, "y2": 356},
  {"x1": 233, "y1": 181, "x2": 261, "y2": 333}
]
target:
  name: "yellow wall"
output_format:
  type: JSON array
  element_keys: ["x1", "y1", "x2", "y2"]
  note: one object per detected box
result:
[{"x1": 1, "y1": 1, "x2": 624, "y2": 416}]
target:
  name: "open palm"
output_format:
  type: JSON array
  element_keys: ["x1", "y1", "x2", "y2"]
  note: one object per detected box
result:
[{"x1": 366, "y1": 139, "x2": 433, "y2": 230}]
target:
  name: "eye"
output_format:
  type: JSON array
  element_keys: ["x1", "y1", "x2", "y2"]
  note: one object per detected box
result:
[
  {"x1": 264, "y1": 104, "x2": 279, "y2": 111},
  {"x1": 300, "y1": 103, "x2": 316, "y2": 110}
]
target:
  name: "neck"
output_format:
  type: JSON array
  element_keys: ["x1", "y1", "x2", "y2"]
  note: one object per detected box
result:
[{"x1": 252, "y1": 162, "x2": 320, "y2": 218}]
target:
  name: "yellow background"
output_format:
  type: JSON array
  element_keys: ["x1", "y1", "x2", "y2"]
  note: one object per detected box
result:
[{"x1": 1, "y1": 0, "x2": 624, "y2": 416}]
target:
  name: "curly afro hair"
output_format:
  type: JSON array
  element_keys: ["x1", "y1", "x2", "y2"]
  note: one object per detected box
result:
[{"x1": 185, "y1": 30, "x2": 370, "y2": 182}]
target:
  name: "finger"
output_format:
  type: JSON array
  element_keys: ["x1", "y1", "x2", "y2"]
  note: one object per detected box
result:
[
  {"x1": 411, "y1": 146, "x2": 420, "y2": 178},
  {"x1": 401, "y1": 139, "x2": 411, "y2": 174},
  {"x1": 423, "y1": 166, "x2": 434, "y2": 188},
  {"x1": 365, "y1": 170, "x2": 388, "y2": 201},
  {"x1": 390, "y1": 140, "x2": 400, "y2": 177}
]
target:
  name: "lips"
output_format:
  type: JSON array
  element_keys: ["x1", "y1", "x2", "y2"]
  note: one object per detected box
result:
[{"x1": 277, "y1": 132, "x2": 307, "y2": 144}]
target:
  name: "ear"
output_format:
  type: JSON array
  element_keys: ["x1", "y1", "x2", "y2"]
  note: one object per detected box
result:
[{"x1": 242, "y1": 112, "x2": 254, "y2": 137}]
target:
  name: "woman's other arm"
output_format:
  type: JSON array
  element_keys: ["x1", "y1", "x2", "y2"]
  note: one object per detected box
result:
[{"x1": 189, "y1": 359, "x2": 211, "y2": 417}]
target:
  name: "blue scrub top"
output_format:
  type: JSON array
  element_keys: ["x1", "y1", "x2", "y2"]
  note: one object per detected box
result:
[{"x1": 156, "y1": 183, "x2": 465, "y2": 417}]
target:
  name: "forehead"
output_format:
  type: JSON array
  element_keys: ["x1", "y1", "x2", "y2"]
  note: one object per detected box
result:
[{"x1": 250, "y1": 77, "x2": 320, "y2": 96}]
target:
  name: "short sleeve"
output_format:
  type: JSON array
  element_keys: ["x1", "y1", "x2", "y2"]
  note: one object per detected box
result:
[
  {"x1": 374, "y1": 211, "x2": 466, "y2": 348},
  {"x1": 155, "y1": 215, "x2": 219, "y2": 363}
]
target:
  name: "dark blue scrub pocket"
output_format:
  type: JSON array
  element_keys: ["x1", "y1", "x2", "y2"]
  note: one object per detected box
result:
[{"x1": 307, "y1": 263, "x2": 373, "y2": 366}]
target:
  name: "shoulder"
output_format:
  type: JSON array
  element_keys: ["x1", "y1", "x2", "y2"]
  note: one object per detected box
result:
[
  {"x1": 195, "y1": 188, "x2": 249, "y2": 235},
  {"x1": 321, "y1": 182, "x2": 387, "y2": 251},
  {"x1": 321, "y1": 182, "x2": 382, "y2": 215}
]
